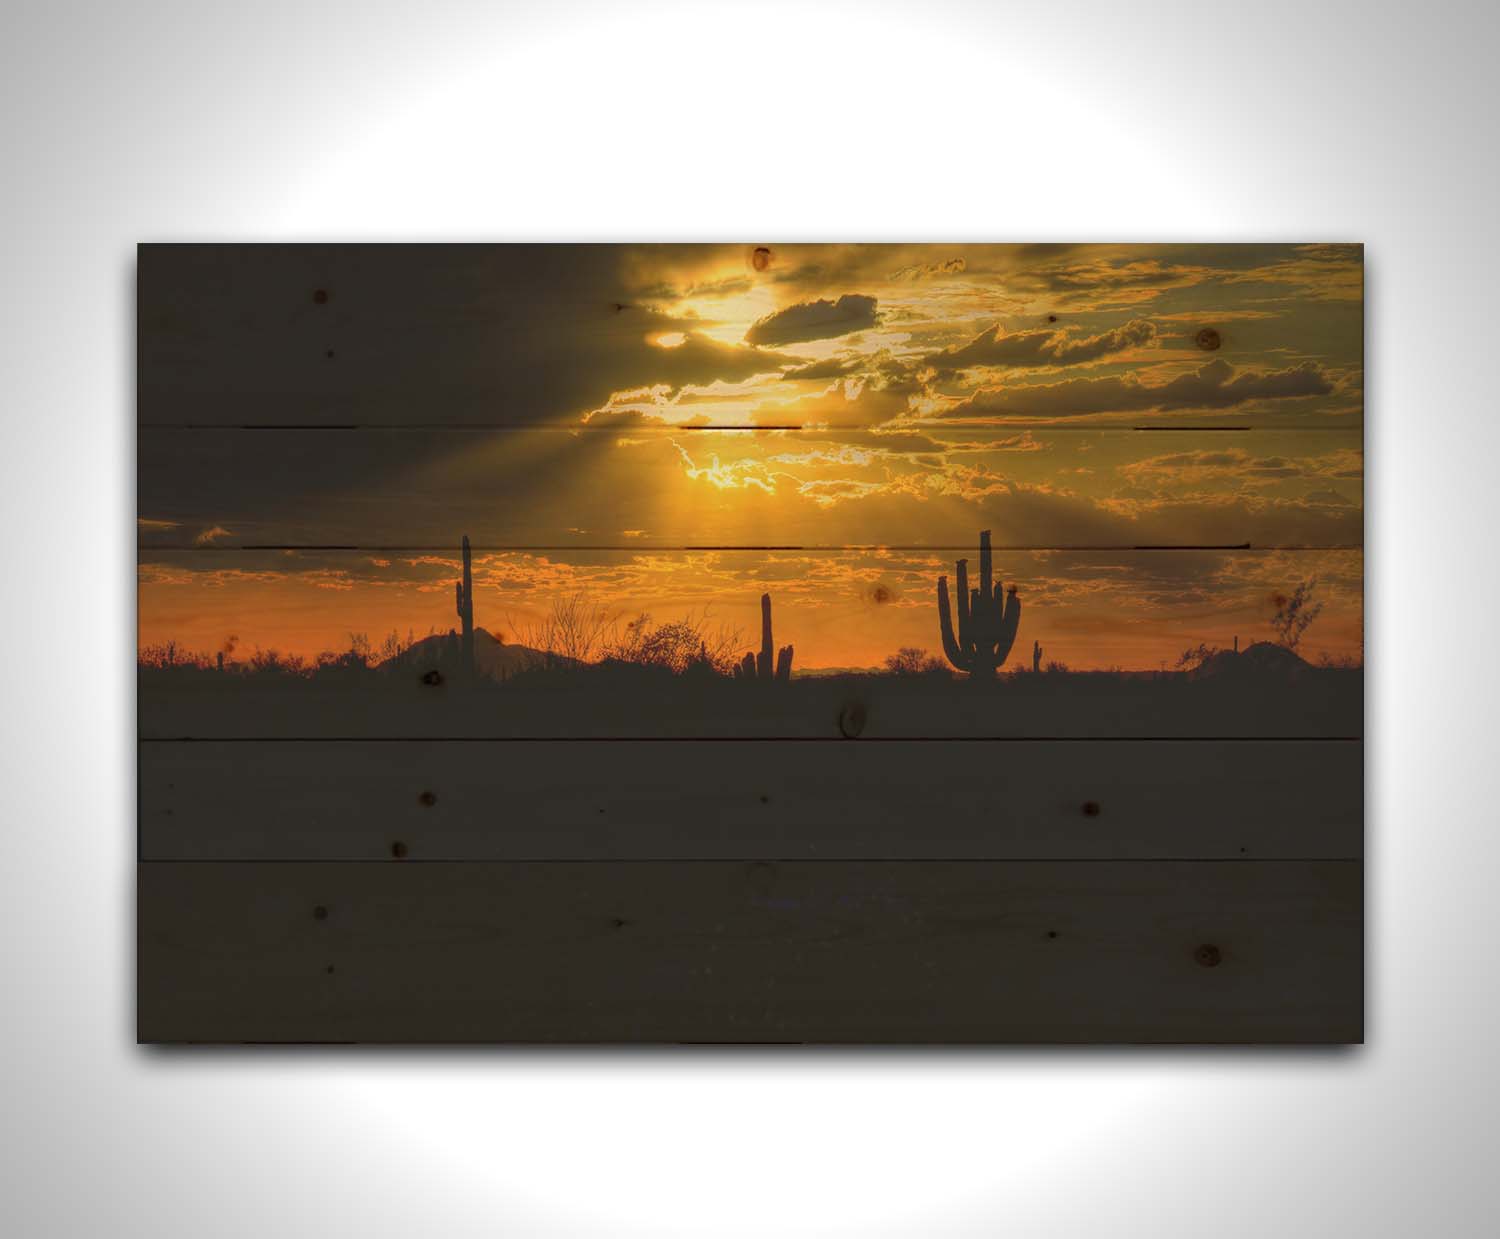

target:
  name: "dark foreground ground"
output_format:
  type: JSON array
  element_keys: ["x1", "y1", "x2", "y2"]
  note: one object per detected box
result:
[{"x1": 139, "y1": 659, "x2": 1363, "y2": 739}]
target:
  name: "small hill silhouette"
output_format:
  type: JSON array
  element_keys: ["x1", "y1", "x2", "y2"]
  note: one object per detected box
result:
[
  {"x1": 392, "y1": 628, "x2": 575, "y2": 680},
  {"x1": 1190, "y1": 641, "x2": 1311, "y2": 682}
]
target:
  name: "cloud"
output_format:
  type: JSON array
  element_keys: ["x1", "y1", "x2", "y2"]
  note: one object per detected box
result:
[
  {"x1": 945, "y1": 359, "x2": 1333, "y2": 419},
  {"x1": 142, "y1": 246, "x2": 797, "y2": 429},
  {"x1": 193, "y1": 525, "x2": 234, "y2": 546},
  {"x1": 925, "y1": 318, "x2": 1157, "y2": 374},
  {"x1": 627, "y1": 330, "x2": 796, "y2": 387},
  {"x1": 1224, "y1": 244, "x2": 1363, "y2": 301},
  {"x1": 137, "y1": 517, "x2": 180, "y2": 530},
  {"x1": 744, "y1": 295, "x2": 880, "y2": 346},
  {"x1": 747, "y1": 381, "x2": 910, "y2": 428},
  {"x1": 781, "y1": 356, "x2": 863, "y2": 381},
  {"x1": 1015, "y1": 258, "x2": 1216, "y2": 307},
  {"x1": 890, "y1": 257, "x2": 966, "y2": 281},
  {"x1": 1301, "y1": 488, "x2": 1354, "y2": 507},
  {"x1": 1119, "y1": 447, "x2": 1362, "y2": 486}
]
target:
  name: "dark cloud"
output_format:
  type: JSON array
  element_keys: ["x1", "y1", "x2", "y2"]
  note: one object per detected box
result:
[
  {"x1": 925, "y1": 318, "x2": 1157, "y2": 374},
  {"x1": 945, "y1": 358, "x2": 1333, "y2": 419},
  {"x1": 781, "y1": 356, "x2": 863, "y2": 381},
  {"x1": 744, "y1": 295, "x2": 880, "y2": 346},
  {"x1": 141, "y1": 245, "x2": 796, "y2": 428},
  {"x1": 625, "y1": 331, "x2": 797, "y2": 389}
]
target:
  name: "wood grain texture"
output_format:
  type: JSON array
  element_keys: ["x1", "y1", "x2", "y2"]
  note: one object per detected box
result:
[
  {"x1": 137, "y1": 859, "x2": 1363, "y2": 1043},
  {"x1": 135, "y1": 242, "x2": 1364, "y2": 1044},
  {"x1": 139, "y1": 739, "x2": 1362, "y2": 861},
  {"x1": 138, "y1": 659, "x2": 1363, "y2": 740},
  {"x1": 137, "y1": 244, "x2": 1362, "y2": 429},
  {"x1": 137, "y1": 427, "x2": 1363, "y2": 549}
]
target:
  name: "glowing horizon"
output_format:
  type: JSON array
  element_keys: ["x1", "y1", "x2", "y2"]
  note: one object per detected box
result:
[{"x1": 138, "y1": 243, "x2": 1363, "y2": 672}]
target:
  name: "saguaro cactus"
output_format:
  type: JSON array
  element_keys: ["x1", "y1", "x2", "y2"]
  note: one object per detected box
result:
[
  {"x1": 936, "y1": 529, "x2": 1021, "y2": 678},
  {"x1": 734, "y1": 592, "x2": 793, "y2": 680},
  {"x1": 1032, "y1": 640, "x2": 1043, "y2": 673},
  {"x1": 455, "y1": 534, "x2": 474, "y2": 676}
]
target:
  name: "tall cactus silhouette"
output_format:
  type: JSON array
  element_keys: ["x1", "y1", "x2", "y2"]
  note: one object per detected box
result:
[
  {"x1": 734, "y1": 592, "x2": 793, "y2": 680},
  {"x1": 454, "y1": 534, "x2": 474, "y2": 676},
  {"x1": 1032, "y1": 639, "x2": 1043, "y2": 673},
  {"x1": 936, "y1": 530, "x2": 1021, "y2": 678}
]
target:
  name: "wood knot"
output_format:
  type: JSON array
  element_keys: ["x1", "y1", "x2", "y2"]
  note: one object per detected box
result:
[
  {"x1": 1081, "y1": 801, "x2": 1101, "y2": 817},
  {"x1": 312, "y1": 905, "x2": 329, "y2": 921},
  {"x1": 746, "y1": 860, "x2": 777, "y2": 896},
  {"x1": 312, "y1": 288, "x2": 329, "y2": 305},
  {"x1": 750, "y1": 246, "x2": 772, "y2": 272},
  {"x1": 1195, "y1": 327, "x2": 1221, "y2": 351},
  {"x1": 838, "y1": 702, "x2": 867, "y2": 739},
  {"x1": 390, "y1": 841, "x2": 408, "y2": 859},
  {"x1": 417, "y1": 790, "x2": 437, "y2": 807},
  {"x1": 1194, "y1": 943, "x2": 1223, "y2": 968},
  {"x1": 421, "y1": 669, "x2": 444, "y2": 686}
]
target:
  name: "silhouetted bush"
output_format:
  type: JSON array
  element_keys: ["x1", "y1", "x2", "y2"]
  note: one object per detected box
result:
[{"x1": 883, "y1": 647, "x2": 949, "y2": 676}]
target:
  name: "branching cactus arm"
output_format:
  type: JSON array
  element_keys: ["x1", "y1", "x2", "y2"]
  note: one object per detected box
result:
[
  {"x1": 756, "y1": 592, "x2": 774, "y2": 677},
  {"x1": 996, "y1": 586, "x2": 1021, "y2": 667},
  {"x1": 955, "y1": 558, "x2": 971, "y2": 651},
  {"x1": 937, "y1": 576, "x2": 967, "y2": 671}
]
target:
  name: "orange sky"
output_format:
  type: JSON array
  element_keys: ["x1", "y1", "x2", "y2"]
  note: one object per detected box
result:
[{"x1": 139, "y1": 243, "x2": 1362, "y2": 671}]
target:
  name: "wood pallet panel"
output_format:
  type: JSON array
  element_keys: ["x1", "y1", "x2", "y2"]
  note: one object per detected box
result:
[
  {"x1": 138, "y1": 859, "x2": 1363, "y2": 1043},
  {"x1": 138, "y1": 739, "x2": 1362, "y2": 861}
]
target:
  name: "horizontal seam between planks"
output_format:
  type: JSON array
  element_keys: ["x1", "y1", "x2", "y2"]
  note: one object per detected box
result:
[
  {"x1": 137, "y1": 735, "x2": 1366, "y2": 744},
  {"x1": 137, "y1": 423, "x2": 1365, "y2": 433},
  {"x1": 136, "y1": 735, "x2": 1367, "y2": 743},
  {"x1": 141, "y1": 543, "x2": 1363, "y2": 552},
  {"x1": 135, "y1": 857, "x2": 1364, "y2": 864}
]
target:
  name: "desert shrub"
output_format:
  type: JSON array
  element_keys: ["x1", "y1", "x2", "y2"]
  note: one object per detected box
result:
[
  {"x1": 1175, "y1": 643, "x2": 1221, "y2": 670},
  {"x1": 883, "y1": 647, "x2": 949, "y2": 676},
  {"x1": 605, "y1": 611, "x2": 743, "y2": 675},
  {"x1": 1270, "y1": 579, "x2": 1324, "y2": 652},
  {"x1": 138, "y1": 640, "x2": 212, "y2": 670},
  {"x1": 376, "y1": 628, "x2": 417, "y2": 663},
  {"x1": 248, "y1": 647, "x2": 309, "y2": 676},
  {"x1": 510, "y1": 591, "x2": 614, "y2": 666}
]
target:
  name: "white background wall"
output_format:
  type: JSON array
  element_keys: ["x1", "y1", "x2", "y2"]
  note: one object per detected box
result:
[{"x1": 1, "y1": 1, "x2": 1495, "y2": 1234}]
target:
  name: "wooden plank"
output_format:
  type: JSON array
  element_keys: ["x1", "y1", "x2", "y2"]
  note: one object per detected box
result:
[
  {"x1": 136, "y1": 859, "x2": 1363, "y2": 1042},
  {"x1": 138, "y1": 427, "x2": 1363, "y2": 550},
  {"x1": 138, "y1": 546, "x2": 1363, "y2": 740},
  {"x1": 138, "y1": 540, "x2": 1362, "y2": 735},
  {"x1": 138, "y1": 243, "x2": 1363, "y2": 429},
  {"x1": 138, "y1": 655, "x2": 1362, "y2": 740},
  {"x1": 134, "y1": 243, "x2": 1365, "y2": 1047},
  {"x1": 138, "y1": 739, "x2": 1362, "y2": 861}
]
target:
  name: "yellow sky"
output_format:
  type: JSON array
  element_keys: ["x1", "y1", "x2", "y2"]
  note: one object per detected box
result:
[{"x1": 138, "y1": 243, "x2": 1363, "y2": 670}]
